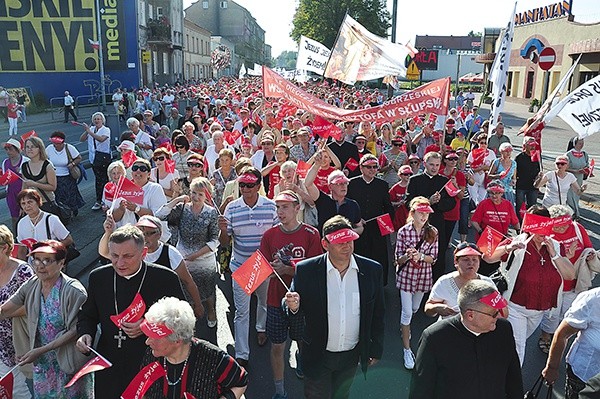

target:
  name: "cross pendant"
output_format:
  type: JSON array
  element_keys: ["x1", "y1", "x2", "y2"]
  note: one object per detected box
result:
[
  {"x1": 114, "y1": 329, "x2": 127, "y2": 348},
  {"x1": 540, "y1": 257, "x2": 546, "y2": 266}
]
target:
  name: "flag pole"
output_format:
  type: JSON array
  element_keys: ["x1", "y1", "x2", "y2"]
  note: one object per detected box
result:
[
  {"x1": 86, "y1": 345, "x2": 113, "y2": 366},
  {"x1": 2, "y1": 364, "x2": 20, "y2": 378},
  {"x1": 272, "y1": 268, "x2": 290, "y2": 292}
]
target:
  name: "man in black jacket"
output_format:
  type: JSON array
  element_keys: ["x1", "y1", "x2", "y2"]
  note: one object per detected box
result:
[{"x1": 285, "y1": 215, "x2": 385, "y2": 399}]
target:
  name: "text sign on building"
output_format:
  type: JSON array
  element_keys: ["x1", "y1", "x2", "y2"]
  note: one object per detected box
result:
[
  {"x1": 414, "y1": 49, "x2": 438, "y2": 71},
  {"x1": 0, "y1": 0, "x2": 127, "y2": 72},
  {"x1": 514, "y1": 1, "x2": 570, "y2": 26}
]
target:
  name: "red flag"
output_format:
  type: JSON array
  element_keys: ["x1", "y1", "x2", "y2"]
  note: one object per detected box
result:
[
  {"x1": 21, "y1": 130, "x2": 37, "y2": 142},
  {"x1": 11, "y1": 243, "x2": 25, "y2": 258},
  {"x1": 590, "y1": 159, "x2": 596, "y2": 177},
  {"x1": 224, "y1": 129, "x2": 242, "y2": 145},
  {"x1": 20, "y1": 238, "x2": 38, "y2": 251},
  {"x1": 412, "y1": 115, "x2": 423, "y2": 126},
  {"x1": 444, "y1": 180, "x2": 461, "y2": 197},
  {"x1": 204, "y1": 188, "x2": 216, "y2": 208},
  {"x1": 295, "y1": 160, "x2": 310, "y2": 178},
  {"x1": 376, "y1": 214, "x2": 394, "y2": 236},
  {"x1": 164, "y1": 159, "x2": 176, "y2": 174},
  {"x1": 232, "y1": 250, "x2": 274, "y2": 295},
  {"x1": 378, "y1": 153, "x2": 388, "y2": 167},
  {"x1": 104, "y1": 182, "x2": 117, "y2": 202},
  {"x1": 428, "y1": 114, "x2": 437, "y2": 124},
  {"x1": 344, "y1": 158, "x2": 359, "y2": 172},
  {"x1": 115, "y1": 177, "x2": 144, "y2": 205},
  {"x1": 158, "y1": 142, "x2": 175, "y2": 154},
  {"x1": 311, "y1": 115, "x2": 340, "y2": 139},
  {"x1": 0, "y1": 370, "x2": 13, "y2": 399},
  {"x1": 470, "y1": 148, "x2": 486, "y2": 168},
  {"x1": 120, "y1": 361, "x2": 165, "y2": 399},
  {"x1": 65, "y1": 355, "x2": 112, "y2": 388},
  {"x1": 70, "y1": 121, "x2": 84, "y2": 126},
  {"x1": 110, "y1": 293, "x2": 146, "y2": 328},
  {"x1": 0, "y1": 169, "x2": 20, "y2": 186},
  {"x1": 519, "y1": 202, "x2": 527, "y2": 220},
  {"x1": 122, "y1": 150, "x2": 138, "y2": 168},
  {"x1": 522, "y1": 213, "x2": 572, "y2": 235},
  {"x1": 279, "y1": 103, "x2": 298, "y2": 118},
  {"x1": 476, "y1": 226, "x2": 505, "y2": 258},
  {"x1": 499, "y1": 168, "x2": 510, "y2": 179}
]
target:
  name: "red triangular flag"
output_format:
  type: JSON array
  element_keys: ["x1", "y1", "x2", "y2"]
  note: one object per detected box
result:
[
  {"x1": 444, "y1": 180, "x2": 461, "y2": 197},
  {"x1": 309, "y1": 115, "x2": 339, "y2": 139},
  {"x1": 0, "y1": 169, "x2": 20, "y2": 186},
  {"x1": 0, "y1": 370, "x2": 14, "y2": 399},
  {"x1": 121, "y1": 150, "x2": 138, "y2": 168},
  {"x1": 120, "y1": 361, "x2": 165, "y2": 399},
  {"x1": 232, "y1": 250, "x2": 274, "y2": 295},
  {"x1": 344, "y1": 158, "x2": 359, "y2": 172},
  {"x1": 110, "y1": 293, "x2": 146, "y2": 328},
  {"x1": 295, "y1": 160, "x2": 310, "y2": 178},
  {"x1": 65, "y1": 355, "x2": 112, "y2": 388},
  {"x1": 21, "y1": 130, "x2": 37, "y2": 142},
  {"x1": 412, "y1": 115, "x2": 423, "y2": 126},
  {"x1": 476, "y1": 225, "x2": 505, "y2": 258},
  {"x1": 165, "y1": 159, "x2": 176, "y2": 174},
  {"x1": 470, "y1": 148, "x2": 486, "y2": 168},
  {"x1": 103, "y1": 182, "x2": 117, "y2": 202},
  {"x1": 522, "y1": 213, "x2": 555, "y2": 235},
  {"x1": 499, "y1": 168, "x2": 510, "y2": 179},
  {"x1": 376, "y1": 214, "x2": 394, "y2": 236},
  {"x1": 115, "y1": 177, "x2": 144, "y2": 205}
]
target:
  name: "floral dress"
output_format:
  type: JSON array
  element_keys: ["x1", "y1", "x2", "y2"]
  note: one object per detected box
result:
[
  {"x1": 212, "y1": 168, "x2": 237, "y2": 207},
  {"x1": 491, "y1": 159, "x2": 516, "y2": 205},
  {"x1": 33, "y1": 278, "x2": 93, "y2": 398}
]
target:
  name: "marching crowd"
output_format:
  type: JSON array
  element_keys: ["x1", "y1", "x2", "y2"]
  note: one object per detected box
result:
[{"x1": 1, "y1": 76, "x2": 599, "y2": 399}]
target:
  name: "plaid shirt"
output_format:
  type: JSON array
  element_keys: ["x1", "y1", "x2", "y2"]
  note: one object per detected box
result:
[{"x1": 395, "y1": 223, "x2": 439, "y2": 293}]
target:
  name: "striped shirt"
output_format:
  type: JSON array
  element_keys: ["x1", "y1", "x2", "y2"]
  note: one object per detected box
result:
[{"x1": 224, "y1": 195, "x2": 278, "y2": 268}]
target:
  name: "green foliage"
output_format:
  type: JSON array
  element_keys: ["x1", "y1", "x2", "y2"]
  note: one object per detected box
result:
[
  {"x1": 275, "y1": 51, "x2": 298, "y2": 69},
  {"x1": 291, "y1": 0, "x2": 390, "y2": 49}
]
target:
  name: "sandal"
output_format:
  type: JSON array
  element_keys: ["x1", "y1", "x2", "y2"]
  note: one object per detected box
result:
[{"x1": 538, "y1": 337, "x2": 551, "y2": 354}]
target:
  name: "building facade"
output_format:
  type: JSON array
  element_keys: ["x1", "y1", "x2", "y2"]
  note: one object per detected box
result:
[
  {"x1": 183, "y1": 18, "x2": 213, "y2": 81},
  {"x1": 414, "y1": 35, "x2": 483, "y2": 82}
]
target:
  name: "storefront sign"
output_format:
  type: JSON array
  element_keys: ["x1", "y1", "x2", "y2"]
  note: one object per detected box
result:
[{"x1": 514, "y1": 1, "x2": 570, "y2": 26}]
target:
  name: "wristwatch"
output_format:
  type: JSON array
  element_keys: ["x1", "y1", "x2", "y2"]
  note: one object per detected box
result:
[
  {"x1": 420, "y1": 253, "x2": 425, "y2": 262},
  {"x1": 134, "y1": 205, "x2": 141, "y2": 213}
]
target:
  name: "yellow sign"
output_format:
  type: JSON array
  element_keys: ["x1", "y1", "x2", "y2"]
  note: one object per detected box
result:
[
  {"x1": 406, "y1": 61, "x2": 420, "y2": 81},
  {"x1": 141, "y1": 50, "x2": 151, "y2": 64}
]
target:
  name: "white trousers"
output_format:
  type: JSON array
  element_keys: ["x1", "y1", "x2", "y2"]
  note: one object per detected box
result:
[
  {"x1": 0, "y1": 359, "x2": 32, "y2": 399},
  {"x1": 231, "y1": 262, "x2": 268, "y2": 360},
  {"x1": 541, "y1": 290, "x2": 578, "y2": 334},
  {"x1": 507, "y1": 301, "x2": 546, "y2": 365},
  {"x1": 400, "y1": 290, "x2": 425, "y2": 326},
  {"x1": 8, "y1": 117, "x2": 18, "y2": 136},
  {"x1": 468, "y1": 171, "x2": 487, "y2": 205}
]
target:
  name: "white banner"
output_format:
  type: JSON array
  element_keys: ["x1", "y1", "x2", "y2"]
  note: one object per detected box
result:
[
  {"x1": 542, "y1": 54, "x2": 582, "y2": 123},
  {"x1": 296, "y1": 35, "x2": 331, "y2": 75},
  {"x1": 554, "y1": 74, "x2": 600, "y2": 139},
  {"x1": 247, "y1": 63, "x2": 263, "y2": 76},
  {"x1": 488, "y1": 2, "x2": 517, "y2": 130},
  {"x1": 239, "y1": 64, "x2": 247, "y2": 78},
  {"x1": 324, "y1": 14, "x2": 409, "y2": 85}
]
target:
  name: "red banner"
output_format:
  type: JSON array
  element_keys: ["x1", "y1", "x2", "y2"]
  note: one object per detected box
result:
[
  {"x1": 263, "y1": 67, "x2": 450, "y2": 124},
  {"x1": 522, "y1": 213, "x2": 572, "y2": 235},
  {"x1": 476, "y1": 226, "x2": 505, "y2": 258},
  {"x1": 65, "y1": 355, "x2": 112, "y2": 388},
  {"x1": 376, "y1": 214, "x2": 394, "y2": 236},
  {"x1": 344, "y1": 158, "x2": 359, "y2": 172},
  {"x1": 0, "y1": 169, "x2": 19, "y2": 186},
  {"x1": 0, "y1": 371, "x2": 13, "y2": 399},
  {"x1": 21, "y1": 130, "x2": 37, "y2": 142},
  {"x1": 122, "y1": 150, "x2": 138, "y2": 168},
  {"x1": 232, "y1": 250, "x2": 273, "y2": 295},
  {"x1": 120, "y1": 361, "x2": 165, "y2": 399},
  {"x1": 110, "y1": 293, "x2": 146, "y2": 328},
  {"x1": 115, "y1": 177, "x2": 144, "y2": 206},
  {"x1": 295, "y1": 160, "x2": 310, "y2": 178}
]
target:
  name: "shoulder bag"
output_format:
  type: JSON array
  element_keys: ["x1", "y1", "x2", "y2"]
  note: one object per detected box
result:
[
  {"x1": 489, "y1": 251, "x2": 516, "y2": 293},
  {"x1": 524, "y1": 374, "x2": 554, "y2": 399},
  {"x1": 44, "y1": 214, "x2": 80, "y2": 268},
  {"x1": 65, "y1": 145, "x2": 81, "y2": 181}
]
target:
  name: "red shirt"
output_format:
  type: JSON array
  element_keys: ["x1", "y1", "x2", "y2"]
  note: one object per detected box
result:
[
  {"x1": 315, "y1": 166, "x2": 335, "y2": 194},
  {"x1": 552, "y1": 222, "x2": 592, "y2": 291},
  {"x1": 267, "y1": 164, "x2": 281, "y2": 199},
  {"x1": 472, "y1": 198, "x2": 519, "y2": 238},
  {"x1": 388, "y1": 183, "x2": 408, "y2": 230},
  {"x1": 260, "y1": 223, "x2": 323, "y2": 307},
  {"x1": 511, "y1": 241, "x2": 562, "y2": 310},
  {"x1": 439, "y1": 168, "x2": 466, "y2": 221},
  {"x1": 7, "y1": 104, "x2": 18, "y2": 119}
]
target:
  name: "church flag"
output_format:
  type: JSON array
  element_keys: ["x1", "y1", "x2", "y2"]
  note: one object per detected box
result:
[
  {"x1": 0, "y1": 169, "x2": 20, "y2": 186},
  {"x1": 232, "y1": 250, "x2": 274, "y2": 295},
  {"x1": 469, "y1": 148, "x2": 487, "y2": 168},
  {"x1": 121, "y1": 150, "x2": 138, "y2": 168},
  {"x1": 476, "y1": 226, "x2": 505, "y2": 258},
  {"x1": 444, "y1": 180, "x2": 461, "y2": 197},
  {"x1": 65, "y1": 354, "x2": 112, "y2": 388},
  {"x1": 120, "y1": 362, "x2": 165, "y2": 399},
  {"x1": 114, "y1": 177, "x2": 144, "y2": 206},
  {"x1": 311, "y1": 115, "x2": 341, "y2": 140},
  {"x1": 344, "y1": 158, "x2": 359, "y2": 172},
  {"x1": 0, "y1": 370, "x2": 13, "y2": 399},
  {"x1": 164, "y1": 159, "x2": 176, "y2": 174},
  {"x1": 550, "y1": 74, "x2": 600, "y2": 139},
  {"x1": 103, "y1": 182, "x2": 117, "y2": 202},
  {"x1": 110, "y1": 293, "x2": 146, "y2": 328},
  {"x1": 296, "y1": 35, "x2": 331, "y2": 76},
  {"x1": 295, "y1": 160, "x2": 310, "y2": 179},
  {"x1": 376, "y1": 214, "x2": 394, "y2": 236},
  {"x1": 522, "y1": 213, "x2": 572, "y2": 235}
]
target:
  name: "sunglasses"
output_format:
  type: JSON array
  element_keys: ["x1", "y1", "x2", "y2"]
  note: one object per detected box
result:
[
  {"x1": 153, "y1": 156, "x2": 165, "y2": 162},
  {"x1": 446, "y1": 157, "x2": 458, "y2": 161},
  {"x1": 362, "y1": 165, "x2": 378, "y2": 169},
  {"x1": 556, "y1": 162, "x2": 567, "y2": 166},
  {"x1": 187, "y1": 162, "x2": 203, "y2": 168},
  {"x1": 392, "y1": 143, "x2": 402, "y2": 147},
  {"x1": 455, "y1": 242, "x2": 481, "y2": 252},
  {"x1": 175, "y1": 145, "x2": 185, "y2": 149},
  {"x1": 468, "y1": 308, "x2": 501, "y2": 318},
  {"x1": 478, "y1": 141, "x2": 487, "y2": 145},
  {"x1": 239, "y1": 182, "x2": 258, "y2": 189},
  {"x1": 400, "y1": 173, "x2": 412, "y2": 176},
  {"x1": 131, "y1": 164, "x2": 150, "y2": 172},
  {"x1": 409, "y1": 161, "x2": 420, "y2": 165}
]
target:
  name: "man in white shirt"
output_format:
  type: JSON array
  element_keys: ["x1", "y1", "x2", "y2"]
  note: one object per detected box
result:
[
  {"x1": 285, "y1": 215, "x2": 385, "y2": 399},
  {"x1": 63, "y1": 90, "x2": 78, "y2": 123},
  {"x1": 0, "y1": 86, "x2": 8, "y2": 123}
]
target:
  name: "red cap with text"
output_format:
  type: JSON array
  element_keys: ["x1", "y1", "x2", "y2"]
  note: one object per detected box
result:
[
  {"x1": 140, "y1": 319, "x2": 174, "y2": 339},
  {"x1": 325, "y1": 228, "x2": 360, "y2": 244},
  {"x1": 479, "y1": 291, "x2": 508, "y2": 317},
  {"x1": 413, "y1": 203, "x2": 434, "y2": 213}
]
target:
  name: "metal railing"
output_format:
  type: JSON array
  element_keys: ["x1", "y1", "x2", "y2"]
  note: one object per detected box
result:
[{"x1": 75, "y1": 95, "x2": 102, "y2": 116}]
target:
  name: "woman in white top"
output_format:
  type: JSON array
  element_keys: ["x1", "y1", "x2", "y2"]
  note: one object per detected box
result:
[
  {"x1": 150, "y1": 147, "x2": 180, "y2": 200},
  {"x1": 535, "y1": 155, "x2": 586, "y2": 212},
  {"x1": 424, "y1": 242, "x2": 495, "y2": 320},
  {"x1": 46, "y1": 131, "x2": 85, "y2": 216},
  {"x1": 80, "y1": 112, "x2": 111, "y2": 210},
  {"x1": 15, "y1": 189, "x2": 73, "y2": 259}
]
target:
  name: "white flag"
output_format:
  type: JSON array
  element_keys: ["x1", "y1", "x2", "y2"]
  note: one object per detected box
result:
[
  {"x1": 542, "y1": 54, "x2": 582, "y2": 123},
  {"x1": 554, "y1": 74, "x2": 600, "y2": 139},
  {"x1": 324, "y1": 14, "x2": 410, "y2": 85},
  {"x1": 296, "y1": 35, "x2": 331, "y2": 76},
  {"x1": 239, "y1": 64, "x2": 247, "y2": 79},
  {"x1": 488, "y1": 2, "x2": 517, "y2": 130}
]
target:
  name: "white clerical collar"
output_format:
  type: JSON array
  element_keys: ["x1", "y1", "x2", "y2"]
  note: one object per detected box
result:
[
  {"x1": 361, "y1": 176, "x2": 374, "y2": 184},
  {"x1": 122, "y1": 263, "x2": 144, "y2": 280},
  {"x1": 461, "y1": 319, "x2": 482, "y2": 336},
  {"x1": 424, "y1": 171, "x2": 437, "y2": 179}
]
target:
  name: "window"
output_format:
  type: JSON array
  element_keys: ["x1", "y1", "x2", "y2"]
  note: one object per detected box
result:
[
  {"x1": 220, "y1": 1, "x2": 227, "y2": 8},
  {"x1": 156, "y1": 7, "x2": 163, "y2": 17},
  {"x1": 202, "y1": 1, "x2": 208, "y2": 9}
]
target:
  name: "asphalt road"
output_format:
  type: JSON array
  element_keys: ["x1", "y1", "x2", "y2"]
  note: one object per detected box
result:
[{"x1": 1, "y1": 97, "x2": 599, "y2": 398}]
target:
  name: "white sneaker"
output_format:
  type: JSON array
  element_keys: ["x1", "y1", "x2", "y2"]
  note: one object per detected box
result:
[
  {"x1": 91, "y1": 202, "x2": 102, "y2": 211},
  {"x1": 403, "y1": 348, "x2": 415, "y2": 370}
]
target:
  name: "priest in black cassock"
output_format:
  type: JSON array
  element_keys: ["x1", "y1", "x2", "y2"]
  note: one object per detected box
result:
[
  {"x1": 409, "y1": 280, "x2": 523, "y2": 399},
  {"x1": 405, "y1": 151, "x2": 456, "y2": 281},
  {"x1": 347, "y1": 154, "x2": 395, "y2": 285},
  {"x1": 76, "y1": 225, "x2": 185, "y2": 399}
]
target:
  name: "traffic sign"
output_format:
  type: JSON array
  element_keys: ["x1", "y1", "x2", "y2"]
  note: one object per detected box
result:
[
  {"x1": 406, "y1": 61, "x2": 420, "y2": 81},
  {"x1": 539, "y1": 47, "x2": 556, "y2": 71},
  {"x1": 141, "y1": 50, "x2": 151, "y2": 64}
]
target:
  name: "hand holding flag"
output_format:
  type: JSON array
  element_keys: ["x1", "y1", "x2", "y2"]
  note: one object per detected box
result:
[
  {"x1": 232, "y1": 250, "x2": 288, "y2": 294},
  {"x1": 0, "y1": 169, "x2": 21, "y2": 186},
  {"x1": 0, "y1": 366, "x2": 15, "y2": 399}
]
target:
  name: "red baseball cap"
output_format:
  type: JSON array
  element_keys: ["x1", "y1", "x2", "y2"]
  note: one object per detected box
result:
[
  {"x1": 140, "y1": 319, "x2": 174, "y2": 339},
  {"x1": 325, "y1": 228, "x2": 359, "y2": 244}
]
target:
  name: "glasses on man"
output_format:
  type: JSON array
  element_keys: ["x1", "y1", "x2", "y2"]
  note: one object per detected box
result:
[
  {"x1": 131, "y1": 165, "x2": 150, "y2": 172},
  {"x1": 392, "y1": 143, "x2": 402, "y2": 147},
  {"x1": 362, "y1": 165, "x2": 378, "y2": 169},
  {"x1": 29, "y1": 258, "x2": 58, "y2": 268},
  {"x1": 187, "y1": 162, "x2": 203, "y2": 168},
  {"x1": 455, "y1": 242, "x2": 481, "y2": 252},
  {"x1": 400, "y1": 173, "x2": 412, "y2": 176},
  {"x1": 468, "y1": 308, "x2": 501, "y2": 318},
  {"x1": 153, "y1": 156, "x2": 165, "y2": 162},
  {"x1": 239, "y1": 182, "x2": 258, "y2": 189}
]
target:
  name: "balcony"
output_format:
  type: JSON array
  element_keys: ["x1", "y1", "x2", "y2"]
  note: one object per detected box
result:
[{"x1": 147, "y1": 17, "x2": 172, "y2": 46}]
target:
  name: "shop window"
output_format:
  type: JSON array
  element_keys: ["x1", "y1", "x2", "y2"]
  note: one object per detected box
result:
[
  {"x1": 579, "y1": 71, "x2": 599, "y2": 86},
  {"x1": 507, "y1": 72, "x2": 513, "y2": 96},
  {"x1": 525, "y1": 71, "x2": 534, "y2": 99}
]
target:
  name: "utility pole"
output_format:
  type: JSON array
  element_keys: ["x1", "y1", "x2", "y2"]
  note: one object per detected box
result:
[{"x1": 95, "y1": 0, "x2": 107, "y2": 111}]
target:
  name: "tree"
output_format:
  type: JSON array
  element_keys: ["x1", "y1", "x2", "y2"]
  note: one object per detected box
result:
[
  {"x1": 275, "y1": 51, "x2": 298, "y2": 69},
  {"x1": 467, "y1": 30, "x2": 483, "y2": 37},
  {"x1": 291, "y1": 0, "x2": 390, "y2": 49}
]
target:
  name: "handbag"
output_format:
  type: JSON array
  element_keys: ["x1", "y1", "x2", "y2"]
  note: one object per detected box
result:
[
  {"x1": 65, "y1": 144, "x2": 81, "y2": 181},
  {"x1": 489, "y1": 251, "x2": 515, "y2": 293},
  {"x1": 524, "y1": 375, "x2": 554, "y2": 399},
  {"x1": 44, "y1": 215, "x2": 80, "y2": 267},
  {"x1": 39, "y1": 189, "x2": 73, "y2": 226}
]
